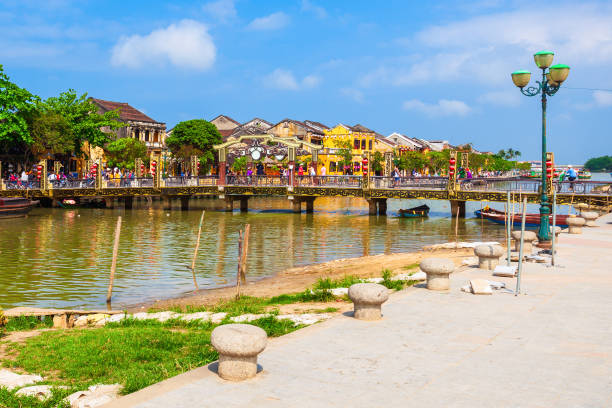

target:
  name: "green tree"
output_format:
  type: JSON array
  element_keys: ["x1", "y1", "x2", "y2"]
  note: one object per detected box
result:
[
  {"x1": 332, "y1": 139, "x2": 353, "y2": 174},
  {"x1": 26, "y1": 111, "x2": 74, "y2": 158},
  {"x1": 426, "y1": 150, "x2": 450, "y2": 174},
  {"x1": 105, "y1": 138, "x2": 148, "y2": 170},
  {"x1": 231, "y1": 156, "x2": 247, "y2": 173},
  {"x1": 371, "y1": 151, "x2": 384, "y2": 175},
  {"x1": 584, "y1": 155, "x2": 612, "y2": 172},
  {"x1": 165, "y1": 119, "x2": 222, "y2": 173},
  {"x1": 0, "y1": 65, "x2": 37, "y2": 151},
  {"x1": 39, "y1": 90, "x2": 124, "y2": 151}
]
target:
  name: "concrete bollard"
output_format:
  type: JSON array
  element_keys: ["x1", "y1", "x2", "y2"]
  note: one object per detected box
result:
[
  {"x1": 567, "y1": 217, "x2": 586, "y2": 234},
  {"x1": 511, "y1": 230, "x2": 536, "y2": 253},
  {"x1": 474, "y1": 244, "x2": 504, "y2": 270},
  {"x1": 348, "y1": 283, "x2": 389, "y2": 320},
  {"x1": 210, "y1": 324, "x2": 267, "y2": 381},
  {"x1": 419, "y1": 258, "x2": 455, "y2": 291},
  {"x1": 581, "y1": 211, "x2": 598, "y2": 227}
]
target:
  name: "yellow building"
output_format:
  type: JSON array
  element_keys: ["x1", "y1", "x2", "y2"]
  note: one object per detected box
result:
[{"x1": 317, "y1": 124, "x2": 393, "y2": 175}]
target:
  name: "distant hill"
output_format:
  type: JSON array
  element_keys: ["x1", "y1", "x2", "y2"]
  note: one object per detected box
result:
[{"x1": 584, "y1": 155, "x2": 612, "y2": 172}]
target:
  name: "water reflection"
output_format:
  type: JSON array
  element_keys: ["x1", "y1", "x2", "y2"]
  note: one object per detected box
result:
[{"x1": 0, "y1": 197, "x2": 510, "y2": 310}]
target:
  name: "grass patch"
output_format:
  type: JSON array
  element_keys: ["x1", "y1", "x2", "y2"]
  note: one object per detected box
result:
[
  {"x1": 380, "y1": 269, "x2": 420, "y2": 291},
  {"x1": 0, "y1": 387, "x2": 72, "y2": 408},
  {"x1": 4, "y1": 316, "x2": 53, "y2": 332},
  {"x1": 268, "y1": 290, "x2": 335, "y2": 304},
  {"x1": 313, "y1": 275, "x2": 364, "y2": 290},
  {"x1": 7, "y1": 324, "x2": 218, "y2": 395}
]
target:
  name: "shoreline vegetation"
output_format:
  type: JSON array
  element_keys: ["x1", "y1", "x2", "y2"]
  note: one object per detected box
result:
[{"x1": 0, "y1": 247, "x2": 475, "y2": 407}]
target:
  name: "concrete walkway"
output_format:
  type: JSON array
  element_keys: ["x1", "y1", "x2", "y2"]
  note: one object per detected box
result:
[{"x1": 106, "y1": 214, "x2": 612, "y2": 408}]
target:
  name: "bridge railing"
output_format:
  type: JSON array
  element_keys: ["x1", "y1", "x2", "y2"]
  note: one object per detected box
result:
[
  {"x1": 3, "y1": 180, "x2": 42, "y2": 190},
  {"x1": 103, "y1": 178, "x2": 154, "y2": 188},
  {"x1": 295, "y1": 175, "x2": 362, "y2": 188},
  {"x1": 458, "y1": 178, "x2": 612, "y2": 195},
  {"x1": 51, "y1": 179, "x2": 96, "y2": 189},
  {"x1": 226, "y1": 175, "x2": 289, "y2": 187},
  {"x1": 371, "y1": 176, "x2": 448, "y2": 190},
  {"x1": 555, "y1": 180, "x2": 612, "y2": 195},
  {"x1": 163, "y1": 176, "x2": 218, "y2": 187}
]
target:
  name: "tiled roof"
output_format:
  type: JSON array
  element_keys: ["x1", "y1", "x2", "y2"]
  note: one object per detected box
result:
[
  {"x1": 303, "y1": 120, "x2": 329, "y2": 130},
  {"x1": 350, "y1": 124, "x2": 374, "y2": 133},
  {"x1": 243, "y1": 118, "x2": 273, "y2": 128},
  {"x1": 219, "y1": 129, "x2": 234, "y2": 139},
  {"x1": 211, "y1": 114, "x2": 241, "y2": 126},
  {"x1": 273, "y1": 118, "x2": 324, "y2": 135},
  {"x1": 90, "y1": 98, "x2": 162, "y2": 124}
]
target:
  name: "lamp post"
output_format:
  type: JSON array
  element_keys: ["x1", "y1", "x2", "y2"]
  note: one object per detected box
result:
[{"x1": 512, "y1": 50, "x2": 570, "y2": 243}]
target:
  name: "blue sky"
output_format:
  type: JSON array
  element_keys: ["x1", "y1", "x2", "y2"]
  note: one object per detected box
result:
[{"x1": 1, "y1": 0, "x2": 612, "y2": 163}]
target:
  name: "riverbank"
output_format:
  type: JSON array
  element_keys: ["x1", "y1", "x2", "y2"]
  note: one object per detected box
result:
[{"x1": 137, "y1": 246, "x2": 477, "y2": 312}]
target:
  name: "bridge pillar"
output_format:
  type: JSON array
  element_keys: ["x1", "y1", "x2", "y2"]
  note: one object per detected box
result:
[
  {"x1": 304, "y1": 197, "x2": 315, "y2": 213},
  {"x1": 450, "y1": 200, "x2": 466, "y2": 218},
  {"x1": 104, "y1": 198, "x2": 114, "y2": 209},
  {"x1": 180, "y1": 196, "x2": 190, "y2": 211},
  {"x1": 378, "y1": 199, "x2": 387, "y2": 216},
  {"x1": 240, "y1": 196, "x2": 249, "y2": 213},
  {"x1": 124, "y1": 196, "x2": 134, "y2": 210},
  {"x1": 225, "y1": 197, "x2": 234, "y2": 212},
  {"x1": 162, "y1": 196, "x2": 172, "y2": 211},
  {"x1": 367, "y1": 199, "x2": 377, "y2": 215},
  {"x1": 291, "y1": 197, "x2": 302, "y2": 213}
]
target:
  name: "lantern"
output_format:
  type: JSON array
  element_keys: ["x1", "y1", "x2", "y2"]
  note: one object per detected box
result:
[
  {"x1": 36, "y1": 165, "x2": 42, "y2": 179},
  {"x1": 362, "y1": 158, "x2": 368, "y2": 176},
  {"x1": 545, "y1": 160, "x2": 553, "y2": 178}
]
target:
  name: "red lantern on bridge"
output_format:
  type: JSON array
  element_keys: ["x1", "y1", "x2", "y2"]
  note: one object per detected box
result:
[
  {"x1": 449, "y1": 158, "x2": 456, "y2": 177},
  {"x1": 151, "y1": 161, "x2": 157, "y2": 175},
  {"x1": 362, "y1": 158, "x2": 368, "y2": 176},
  {"x1": 197, "y1": 161, "x2": 200, "y2": 175},
  {"x1": 91, "y1": 162, "x2": 98, "y2": 177},
  {"x1": 36, "y1": 165, "x2": 42, "y2": 179},
  {"x1": 545, "y1": 160, "x2": 553, "y2": 179},
  {"x1": 140, "y1": 163, "x2": 145, "y2": 176}
]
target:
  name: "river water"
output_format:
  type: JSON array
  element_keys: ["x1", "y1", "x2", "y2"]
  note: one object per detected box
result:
[
  {"x1": 0, "y1": 195, "x2": 517, "y2": 310},
  {"x1": 7, "y1": 172, "x2": 610, "y2": 311}
]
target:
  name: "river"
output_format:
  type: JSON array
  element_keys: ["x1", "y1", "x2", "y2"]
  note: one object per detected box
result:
[{"x1": 3, "y1": 173, "x2": 607, "y2": 311}]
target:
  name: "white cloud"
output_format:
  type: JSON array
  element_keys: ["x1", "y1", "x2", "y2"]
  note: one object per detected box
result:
[
  {"x1": 478, "y1": 90, "x2": 521, "y2": 107},
  {"x1": 362, "y1": 4, "x2": 612, "y2": 89},
  {"x1": 301, "y1": 0, "x2": 327, "y2": 19},
  {"x1": 593, "y1": 90, "x2": 612, "y2": 107},
  {"x1": 247, "y1": 12, "x2": 289, "y2": 31},
  {"x1": 341, "y1": 88, "x2": 364, "y2": 103},
  {"x1": 264, "y1": 69, "x2": 320, "y2": 90},
  {"x1": 202, "y1": 0, "x2": 236, "y2": 22},
  {"x1": 111, "y1": 20, "x2": 216, "y2": 70},
  {"x1": 402, "y1": 99, "x2": 472, "y2": 117}
]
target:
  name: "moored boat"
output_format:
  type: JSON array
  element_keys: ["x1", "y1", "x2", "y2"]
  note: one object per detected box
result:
[
  {"x1": 0, "y1": 197, "x2": 39, "y2": 219},
  {"x1": 474, "y1": 207, "x2": 569, "y2": 228},
  {"x1": 398, "y1": 204, "x2": 430, "y2": 218},
  {"x1": 577, "y1": 170, "x2": 591, "y2": 179}
]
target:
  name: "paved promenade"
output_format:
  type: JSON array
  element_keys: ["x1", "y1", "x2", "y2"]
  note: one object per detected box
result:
[{"x1": 106, "y1": 214, "x2": 612, "y2": 408}]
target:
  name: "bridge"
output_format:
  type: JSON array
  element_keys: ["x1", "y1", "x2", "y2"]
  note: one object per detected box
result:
[{"x1": 1, "y1": 171, "x2": 610, "y2": 216}]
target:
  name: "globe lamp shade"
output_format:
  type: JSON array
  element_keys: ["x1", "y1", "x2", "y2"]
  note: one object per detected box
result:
[
  {"x1": 546, "y1": 73, "x2": 559, "y2": 87},
  {"x1": 533, "y1": 50, "x2": 554, "y2": 69},
  {"x1": 511, "y1": 70, "x2": 531, "y2": 88},
  {"x1": 549, "y1": 64, "x2": 570, "y2": 83}
]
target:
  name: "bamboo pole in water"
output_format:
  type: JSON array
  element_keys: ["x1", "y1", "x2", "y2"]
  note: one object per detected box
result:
[
  {"x1": 236, "y1": 229, "x2": 243, "y2": 298},
  {"x1": 454, "y1": 205, "x2": 460, "y2": 247},
  {"x1": 240, "y1": 224, "x2": 251, "y2": 284},
  {"x1": 190, "y1": 210, "x2": 205, "y2": 290},
  {"x1": 106, "y1": 216, "x2": 122, "y2": 305},
  {"x1": 515, "y1": 197, "x2": 527, "y2": 296}
]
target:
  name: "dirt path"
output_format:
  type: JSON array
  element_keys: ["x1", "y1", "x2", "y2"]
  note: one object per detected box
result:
[{"x1": 138, "y1": 247, "x2": 475, "y2": 312}]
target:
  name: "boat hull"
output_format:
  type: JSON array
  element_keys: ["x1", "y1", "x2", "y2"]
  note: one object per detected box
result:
[
  {"x1": 0, "y1": 198, "x2": 38, "y2": 219},
  {"x1": 398, "y1": 204, "x2": 430, "y2": 218},
  {"x1": 475, "y1": 208, "x2": 569, "y2": 228}
]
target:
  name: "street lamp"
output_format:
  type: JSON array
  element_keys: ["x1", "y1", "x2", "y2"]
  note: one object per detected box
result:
[{"x1": 511, "y1": 50, "x2": 570, "y2": 243}]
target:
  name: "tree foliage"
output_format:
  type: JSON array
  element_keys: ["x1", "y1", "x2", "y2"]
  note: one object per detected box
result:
[
  {"x1": 38, "y1": 90, "x2": 124, "y2": 150},
  {"x1": 584, "y1": 155, "x2": 612, "y2": 172},
  {"x1": 332, "y1": 138, "x2": 353, "y2": 174},
  {"x1": 165, "y1": 119, "x2": 222, "y2": 172},
  {"x1": 371, "y1": 151, "x2": 384, "y2": 174},
  {"x1": 27, "y1": 111, "x2": 74, "y2": 157},
  {"x1": 105, "y1": 138, "x2": 148, "y2": 170},
  {"x1": 0, "y1": 65, "x2": 37, "y2": 151},
  {"x1": 496, "y1": 148, "x2": 522, "y2": 160}
]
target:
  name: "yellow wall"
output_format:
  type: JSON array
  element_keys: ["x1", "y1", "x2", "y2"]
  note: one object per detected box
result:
[{"x1": 316, "y1": 125, "x2": 377, "y2": 175}]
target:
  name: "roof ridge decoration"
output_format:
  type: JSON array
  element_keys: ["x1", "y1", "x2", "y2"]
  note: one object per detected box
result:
[{"x1": 211, "y1": 114, "x2": 241, "y2": 125}]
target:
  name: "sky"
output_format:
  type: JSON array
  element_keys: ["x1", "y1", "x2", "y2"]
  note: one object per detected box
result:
[{"x1": 1, "y1": 0, "x2": 611, "y2": 164}]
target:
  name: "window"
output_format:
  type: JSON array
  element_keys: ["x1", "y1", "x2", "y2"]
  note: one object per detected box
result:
[
  {"x1": 354, "y1": 139, "x2": 360, "y2": 149},
  {"x1": 361, "y1": 139, "x2": 366, "y2": 150},
  {"x1": 145, "y1": 130, "x2": 150, "y2": 142},
  {"x1": 369, "y1": 140, "x2": 373, "y2": 150},
  {"x1": 353, "y1": 162, "x2": 361, "y2": 172},
  {"x1": 134, "y1": 129, "x2": 140, "y2": 139}
]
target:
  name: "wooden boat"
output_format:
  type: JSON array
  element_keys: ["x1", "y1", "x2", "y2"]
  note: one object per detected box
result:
[
  {"x1": 0, "y1": 197, "x2": 38, "y2": 219},
  {"x1": 474, "y1": 207, "x2": 569, "y2": 228},
  {"x1": 398, "y1": 204, "x2": 430, "y2": 218},
  {"x1": 577, "y1": 170, "x2": 591, "y2": 180}
]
